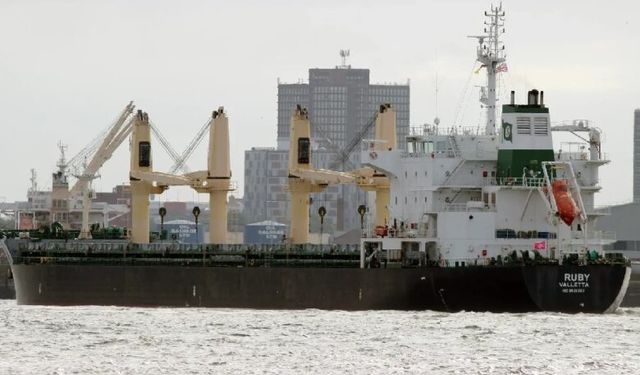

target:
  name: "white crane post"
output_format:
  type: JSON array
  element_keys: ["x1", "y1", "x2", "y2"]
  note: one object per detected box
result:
[
  {"x1": 288, "y1": 106, "x2": 315, "y2": 244},
  {"x1": 207, "y1": 108, "x2": 233, "y2": 244},
  {"x1": 371, "y1": 104, "x2": 396, "y2": 227},
  {"x1": 130, "y1": 110, "x2": 163, "y2": 243}
]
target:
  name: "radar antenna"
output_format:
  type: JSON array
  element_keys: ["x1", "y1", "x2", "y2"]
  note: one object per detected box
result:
[{"x1": 468, "y1": 2, "x2": 506, "y2": 135}]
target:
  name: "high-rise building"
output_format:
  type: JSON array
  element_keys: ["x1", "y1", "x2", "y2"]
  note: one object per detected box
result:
[
  {"x1": 244, "y1": 147, "x2": 343, "y2": 229},
  {"x1": 244, "y1": 147, "x2": 288, "y2": 224},
  {"x1": 634, "y1": 109, "x2": 640, "y2": 202},
  {"x1": 276, "y1": 68, "x2": 410, "y2": 151},
  {"x1": 246, "y1": 61, "x2": 410, "y2": 235}
]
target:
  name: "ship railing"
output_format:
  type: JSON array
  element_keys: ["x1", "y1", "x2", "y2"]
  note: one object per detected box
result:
[
  {"x1": 408, "y1": 125, "x2": 486, "y2": 137},
  {"x1": 497, "y1": 177, "x2": 546, "y2": 187},
  {"x1": 427, "y1": 255, "x2": 558, "y2": 268},
  {"x1": 441, "y1": 203, "x2": 468, "y2": 211},
  {"x1": 363, "y1": 225, "x2": 430, "y2": 239},
  {"x1": 15, "y1": 241, "x2": 363, "y2": 258},
  {"x1": 435, "y1": 258, "x2": 497, "y2": 267},
  {"x1": 556, "y1": 151, "x2": 610, "y2": 162},
  {"x1": 360, "y1": 139, "x2": 389, "y2": 151},
  {"x1": 438, "y1": 202, "x2": 495, "y2": 212},
  {"x1": 401, "y1": 150, "x2": 457, "y2": 159},
  {"x1": 556, "y1": 152, "x2": 590, "y2": 161}
]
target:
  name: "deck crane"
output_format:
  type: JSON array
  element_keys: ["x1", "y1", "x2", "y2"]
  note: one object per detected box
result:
[
  {"x1": 169, "y1": 118, "x2": 211, "y2": 174},
  {"x1": 69, "y1": 101, "x2": 136, "y2": 239},
  {"x1": 149, "y1": 121, "x2": 190, "y2": 174},
  {"x1": 354, "y1": 104, "x2": 397, "y2": 228},
  {"x1": 329, "y1": 113, "x2": 377, "y2": 171},
  {"x1": 128, "y1": 107, "x2": 236, "y2": 244},
  {"x1": 286, "y1": 104, "x2": 398, "y2": 243},
  {"x1": 550, "y1": 120, "x2": 602, "y2": 161},
  {"x1": 320, "y1": 104, "x2": 398, "y2": 228},
  {"x1": 287, "y1": 105, "x2": 358, "y2": 244}
]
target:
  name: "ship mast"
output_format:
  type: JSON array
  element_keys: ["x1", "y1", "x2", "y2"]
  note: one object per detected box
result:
[
  {"x1": 56, "y1": 141, "x2": 68, "y2": 176},
  {"x1": 469, "y1": 3, "x2": 506, "y2": 135}
]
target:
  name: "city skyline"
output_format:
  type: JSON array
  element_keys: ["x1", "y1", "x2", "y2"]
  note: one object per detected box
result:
[{"x1": 1, "y1": 1, "x2": 639, "y2": 205}]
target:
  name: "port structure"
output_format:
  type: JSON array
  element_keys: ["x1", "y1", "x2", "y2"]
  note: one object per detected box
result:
[{"x1": 286, "y1": 104, "x2": 399, "y2": 243}]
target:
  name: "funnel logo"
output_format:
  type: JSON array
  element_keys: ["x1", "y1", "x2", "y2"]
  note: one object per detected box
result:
[{"x1": 502, "y1": 122, "x2": 513, "y2": 142}]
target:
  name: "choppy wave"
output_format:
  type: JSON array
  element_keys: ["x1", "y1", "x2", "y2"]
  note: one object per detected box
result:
[{"x1": 0, "y1": 301, "x2": 638, "y2": 374}]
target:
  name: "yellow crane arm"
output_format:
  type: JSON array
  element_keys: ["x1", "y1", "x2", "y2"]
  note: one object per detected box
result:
[
  {"x1": 289, "y1": 168, "x2": 357, "y2": 185},
  {"x1": 130, "y1": 170, "x2": 192, "y2": 187}
]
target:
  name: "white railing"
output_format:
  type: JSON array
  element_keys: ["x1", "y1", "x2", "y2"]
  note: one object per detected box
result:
[
  {"x1": 557, "y1": 152, "x2": 589, "y2": 161},
  {"x1": 438, "y1": 203, "x2": 494, "y2": 212},
  {"x1": 409, "y1": 125, "x2": 487, "y2": 137},
  {"x1": 401, "y1": 150, "x2": 456, "y2": 159},
  {"x1": 497, "y1": 177, "x2": 546, "y2": 187},
  {"x1": 360, "y1": 139, "x2": 389, "y2": 152},
  {"x1": 556, "y1": 152, "x2": 609, "y2": 162}
]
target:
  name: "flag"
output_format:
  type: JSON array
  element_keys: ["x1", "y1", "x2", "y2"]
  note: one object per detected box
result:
[
  {"x1": 496, "y1": 63, "x2": 508, "y2": 73},
  {"x1": 533, "y1": 241, "x2": 546, "y2": 251},
  {"x1": 474, "y1": 64, "x2": 487, "y2": 74}
]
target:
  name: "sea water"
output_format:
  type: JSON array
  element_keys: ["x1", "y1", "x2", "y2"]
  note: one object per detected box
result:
[{"x1": 0, "y1": 300, "x2": 638, "y2": 374}]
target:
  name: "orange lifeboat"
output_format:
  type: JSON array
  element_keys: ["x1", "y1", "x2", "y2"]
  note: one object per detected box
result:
[{"x1": 552, "y1": 179, "x2": 579, "y2": 226}]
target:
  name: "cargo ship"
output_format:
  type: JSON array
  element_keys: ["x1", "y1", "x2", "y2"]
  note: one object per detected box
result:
[{"x1": 0, "y1": 4, "x2": 631, "y2": 313}]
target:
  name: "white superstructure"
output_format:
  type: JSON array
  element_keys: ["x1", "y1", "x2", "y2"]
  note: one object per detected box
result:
[{"x1": 358, "y1": 5, "x2": 612, "y2": 267}]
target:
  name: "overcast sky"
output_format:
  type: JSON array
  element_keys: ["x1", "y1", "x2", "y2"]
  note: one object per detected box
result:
[{"x1": 1, "y1": 0, "x2": 639, "y2": 206}]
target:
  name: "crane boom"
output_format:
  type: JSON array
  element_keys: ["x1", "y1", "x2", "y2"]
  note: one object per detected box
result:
[
  {"x1": 105, "y1": 117, "x2": 134, "y2": 156},
  {"x1": 170, "y1": 118, "x2": 211, "y2": 174},
  {"x1": 330, "y1": 113, "x2": 377, "y2": 170},
  {"x1": 69, "y1": 102, "x2": 136, "y2": 239},
  {"x1": 68, "y1": 101, "x2": 135, "y2": 174},
  {"x1": 69, "y1": 102, "x2": 135, "y2": 195},
  {"x1": 149, "y1": 122, "x2": 189, "y2": 174}
]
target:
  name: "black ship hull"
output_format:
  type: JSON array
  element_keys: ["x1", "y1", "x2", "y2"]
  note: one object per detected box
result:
[
  {"x1": 0, "y1": 264, "x2": 15, "y2": 300},
  {"x1": 621, "y1": 263, "x2": 640, "y2": 307},
  {"x1": 9, "y1": 263, "x2": 630, "y2": 313}
]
